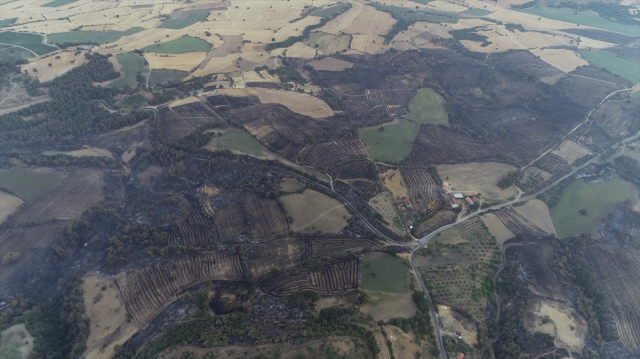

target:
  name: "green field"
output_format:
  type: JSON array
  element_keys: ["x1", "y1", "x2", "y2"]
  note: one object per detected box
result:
[
  {"x1": 360, "y1": 120, "x2": 419, "y2": 163},
  {"x1": 519, "y1": 8, "x2": 640, "y2": 36},
  {"x1": 162, "y1": 11, "x2": 210, "y2": 29},
  {"x1": 49, "y1": 27, "x2": 143, "y2": 45},
  {"x1": 407, "y1": 88, "x2": 449, "y2": 126},
  {"x1": 0, "y1": 18, "x2": 17, "y2": 28},
  {"x1": 361, "y1": 253, "x2": 409, "y2": 294},
  {"x1": 148, "y1": 69, "x2": 188, "y2": 86},
  {"x1": 309, "y1": 3, "x2": 350, "y2": 17},
  {"x1": 42, "y1": 0, "x2": 78, "y2": 7},
  {"x1": 0, "y1": 32, "x2": 56, "y2": 56},
  {"x1": 207, "y1": 129, "x2": 265, "y2": 157},
  {"x1": 119, "y1": 94, "x2": 147, "y2": 108},
  {"x1": 462, "y1": 8, "x2": 492, "y2": 16},
  {"x1": 110, "y1": 52, "x2": 147, "y2": 88},
  {"x1": 0, "y1": 168, "x2": 66, "y2": 202},
  {"x1": 550, "y1": 177, "x2": 636, "y2": 238},
  {"x1": 141, "y1": 36, "x2": 211, "y2": 53},
  {"x1": 580, "y1": 50, "x2": 640, "y2": 83},
  {"x1": 0, "y1": 44, "x2": 35, "y2": 61}
]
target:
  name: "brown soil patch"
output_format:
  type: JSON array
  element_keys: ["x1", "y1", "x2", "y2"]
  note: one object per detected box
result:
[
  {"x1": 514, "y1": 199, "x2": 557, "y2": 235},
  {"x1": 281, "y1": 189, "x2": 351, "y2": 234},
  {"x1": 308, "y1": 57, "x2": 354, "y2": 71},
  {"x1": 0, "y1": 191, "x2": 23, "y2": 223},
  {"x1": 384, "y1": 324, "x2": 426, "y2": 359},
  {"x1": 525, "y1": 299, "x2": 588, "y2": 353},
  {"x1": 438, "y1": 162, "x2": 519, "y2": 201},
  {"x1": 480, "y1": 214, "x2": 515, "y2": 246},
  {"x1": 378, "y1": 165, "x2": 408, "y2": 201},
  {"x1": 21, "y1": 50, "x2": 88, "y2": 82},
  {"x1": 42, "y1": 145, "x2": 115, "y2": 160},
  {"x1": 82, "y1": 272, "x2": 138, "y2": 359},
  {"x1": 246, "y1": 88, "x2": 333, "y2": 118},
  {"x1": 350, "y1": 34, "x2": 386, "y2": 54}
]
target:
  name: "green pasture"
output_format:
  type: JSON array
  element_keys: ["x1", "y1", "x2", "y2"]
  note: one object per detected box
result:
[
  {"x1": 142, "y1": 36, "x2": 211, "y2": 53},
  {"x1": 306, "y1": 32, "x2": 350, "y2": 52},
  {"x1": 110, "y1": 52, "x2": 147, "y2": 88},
  {"x1": 361, "y1": 120, "x2": 419, "y2": 163},
  {"x1": 49, "y1": 27, "x2": 143, "y2": 45},
  {"x1": 580, "y1": 50, "x2": 640, "y2": 83},
  {"x1": 519, "y1": 8, "x2": 640, "y2": 36},
  {"x1": 209, "y1": 129, "x2": 264, "y2": 157},
  {"x1": 310, "y1": 3, "x2": 350, "y2": 17},
  {"x1": 407, "y1": 88, "x2": 449, "y2": 126},
  {"x1": 361, "y1": 253, "x2": 409, "y2": 294},
  {"x1": 0, "y1": 18, "x2": 17, "y2": 28},
  {"x1": 162, "y1": 11, "x2": 210, "y2": 29},
  {"x1": 550, "y1": 177, "x2": 635, "y2": 238},
  {"x1": 409, "y1": 0, "x2": 435, "y2": 4},
  {"x1": 0, "y1": 44, "x2": 35, "y2": 61},
  {"x1": 119, "y1": 94, "x2": 147, "y2": 108},
  {"x1": 0, "y1": 168, "x2": 65, "y2": 202},
  {"x1": 0, "y1": 32, "x2": 56, "y2": 56},
  {"x1": 42, "y1": 0, "x2": 78, "y2": 7},
  {"x1": 462, "y1": 8, "x2": 492, "y2": 16},
  {"x1": 148, "y1": 69, "x2": 188, "y2": 86}
]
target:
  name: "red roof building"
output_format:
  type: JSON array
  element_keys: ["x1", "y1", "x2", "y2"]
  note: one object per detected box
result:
[
  {"x1": 465, "y1": 197, "x2": 474, "y2": 205},
  {"x1": 455, "y1": 331, "x2": 462, "y2": 337},
  {"x1": 404, "y1": 200, "x2": 413, "y2": 208},
  {"x1": 457, "y1": 353, "x2": 465, "y2": 359},
  {"x1": 449, "y1": 193, "x2": 457, "y2": 202}
]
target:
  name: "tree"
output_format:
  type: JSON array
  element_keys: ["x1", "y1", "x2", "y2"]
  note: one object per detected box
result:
[
  {"x1": 379, "y1": 126, "x2": 384, "y2": 132},
  {"x1": 579, "y1": 209, "x2": 588, "y2": 216}
]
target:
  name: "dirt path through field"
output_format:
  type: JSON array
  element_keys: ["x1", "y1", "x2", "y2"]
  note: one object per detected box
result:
[{"x1": 292, "y1": 204, "x2": 346, "y2": 231}]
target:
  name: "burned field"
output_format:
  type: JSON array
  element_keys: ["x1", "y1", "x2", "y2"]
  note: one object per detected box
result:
[{"x1": 493, "y1": 207, "x2": 549, "y2": 237}]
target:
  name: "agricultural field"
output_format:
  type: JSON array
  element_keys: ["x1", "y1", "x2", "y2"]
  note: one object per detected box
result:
[
  {"x1": 0, "y1": 167, "x2": 66, "y2": 202},
  {"x1": 494, "y1": 207, "x2": 550, "y2": 237},
  {"x1": 281, "y1": 189, "x2": 351, "y2": 234},
  {"x1": 437, "y1": 162, "x2": 519, "y2": 202},
  {"x1": 0, "y1": 18, "x2": 16, "y2": 28},
  {"x1": 142, "y1": 36, "x2": 212, "y2": 54},
  {"x1": 518, "y1": 8, "x2": 640, "y2": 36},
  {"x1": 48, "y1": 27, "x2": 143, "y2": 45},
  {"x1": 246, "y1": 88, "x2": 333, "y2": 119},
  {"x1": 161, "y1": 10, "x2": 210, "y2": 29},
  {"x1": 402, "y1": 166, "x2": 444, "y2": 216},
  {"x1": 118, "y1": 94, "x2": 147, "y2": 108},
  {"x1": 0, "y1": 32, "x2": 56, "y2": 56},
  {"x1": 42, "y1": 146, "x2": 114, "y2": 159},
  {"x1": 308, "y1": 56, "x2": 354, "y2": 71},
  {"x1": 82, "y1": 272, "x2": 138, "y2": 359},
  {"x1": 145, "y1": 52, "x2": 206, "y2": 72},
  {"x1": 360, "y1": 252, "x2": 409, "y2": 294},
  {"x1": 418, "y1": 218, "x2": 501, "y2": 322},
  {"x1": 586, "y1": 245, "x2": 640, "y2": 354},
  {"x1": 377, "y1": 164, "x2": 408, "y2": 201},
  {"x1": 0, "y1": 324, "x2": 33, "y2": 359},
  {"x1": 305, "y1": 32, "x2": 351, "y2": 54},
  {"x1": 42, "y1": 0, "x2": 78, "y2": 7},
  {"x1": 529, "y1": 49, "x2": 588, "y2": 73},
  {"x1": 368, "y1": 192, "x2": 404, "y2": 235},
  {"x1": 110, "y1": 52, "x2": 146, "y2": 88},
  {"x1": 550, "y1": 177, "x2": 636, "y2": 238},
  {"x1": 360, "y1": 119, "x2": 419, "y2": 163},
  {"x1": 202, "y1": 128, "x2": 265, "y2": 158},
  {"x1": 438, "y1": 305, "x2": 478, "y2": 347},
  {"x1": 551, "y1": 140, "x2": 591, "y2": 166},
  {"x1": 21, "y1": 50, "x2": 88, "y2": 82},
  {"x1": 0, "y1": 191, "x2": 23, "y2": 223},
  {"x1": 406, "y1": 88, "x2": 448, "y2": 126},
  {"x1": 0, "y1": 44, "x2": 33, "y2": 61},
  {"x1": 580, "y1": 50, "x2": 640, "y2": 83},
  {"x1": 514, "y1": 199, "x2": 556, "y2": 235},
  {"x1": 148, "y1": 69, "x2": 189, "y2": 86},
  {"x1": 479, "y1": 213, "x2": 514, "y2": 246}
]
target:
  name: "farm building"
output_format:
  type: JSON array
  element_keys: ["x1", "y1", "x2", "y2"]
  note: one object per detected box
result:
[
  {"x1": 457, "y1": 353, "x2": 464, "y2": 359},
  {"x1": 448, "y1": 193, "x2": 457, "y2": 202},
  {"x1": 455, "y1": 331, "x2": 462, "y2": 338},
  {"x1": 404, "y1": 200, "x2": 414, "y2": 208},
  {"x1": 454, "y1": 193, "x2": 464, "y2": 199},
  {"x1": 465, "y1": 197, "x2": 474, "y2": 205}
]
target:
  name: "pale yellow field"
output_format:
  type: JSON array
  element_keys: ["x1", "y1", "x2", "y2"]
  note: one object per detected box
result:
[
  {"x1": 308, "y1": 57, "x2": 354, "y2": 71},
  {"x1": 42, "y1": 146, "x2": 115, "y2": 160},
  {"x1": 191, "y1": 51, "x2": 267, "y2": 77},
  {"x1": 427, "y1": 1, "x2": 469, "y2": 13},
  {"x1": 270, "y1": 41, "x2": 317, "y2": 59},
  {"x1": 245, "y1": 88, "x2": 333, "y2": 118},
  {"x1": 551, "y1": 140, "x2": 592, "y2": 164},
  {"x1": 342, "y1": 5, "x2": 396, "y2": 36},
  {"x1": 368, "y1": 192, "x2": 404, "y2": 235},
  {"x1": 318, "y1": 0, "x2": 366, "y2": 35},
  {"x1": 530, "y1": 49, "x2": 588, "y2": 72},
  {"x1": 480, "y1": 213, "x2": 515, "y2": 246},
  {"x1": 448, "y1": 18, "x2": 494, "y2": 30},
  {"x1": 21, "y1": 51, "x2": 88, "y2": 82},
  {"x1": 82, "y1": 272, "x2": 139, "y2": 359},
  {"x1": 438, "y1": 305, "x2": 478, "y2": 346},
  {"x1": 168, "y1": 96, "x2": 201, "y2": 108},
  {"x1": 489, "y1": 9, "x2": 581, "y2": 30},
  {"x1": 465, "y1": 0, "x2": 500, "y2": 12},
  {"x1": 144, "y1": 52, "x2": 207, "y2": 71},
  {"x1": 361, "y1": 291, "x2": 418, "y2": 321},
  {"x1": 281, "y1": 189, "x2": 351, "y2": 234},
  {"x1": 0, "y1": 324, "x2": 34, "y2": 359},
  {"x1": 0, "y1": 191, "x2": 23, "y2": 223},
  {"x1": 438, "y1": 162, "x2": 519, "y2": 201},
  {"x1": 511, "y1": 29, "x2": 573, "y2": 48},
  {"x1": 378, "y1": 165, "x2": 408, "y2": 200},
  {"x1": 350, "y1": 34, "x2": 385, "y2": 53},
  {"x1": 279, "y1": 177, "x2": 304, "y2": 192},
  {"x1": 525, "y1": 299, "x2": 588, "y2": 353},
  {"x1": 514, "y1": 199, "x2": 557, "y2": 235}
]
